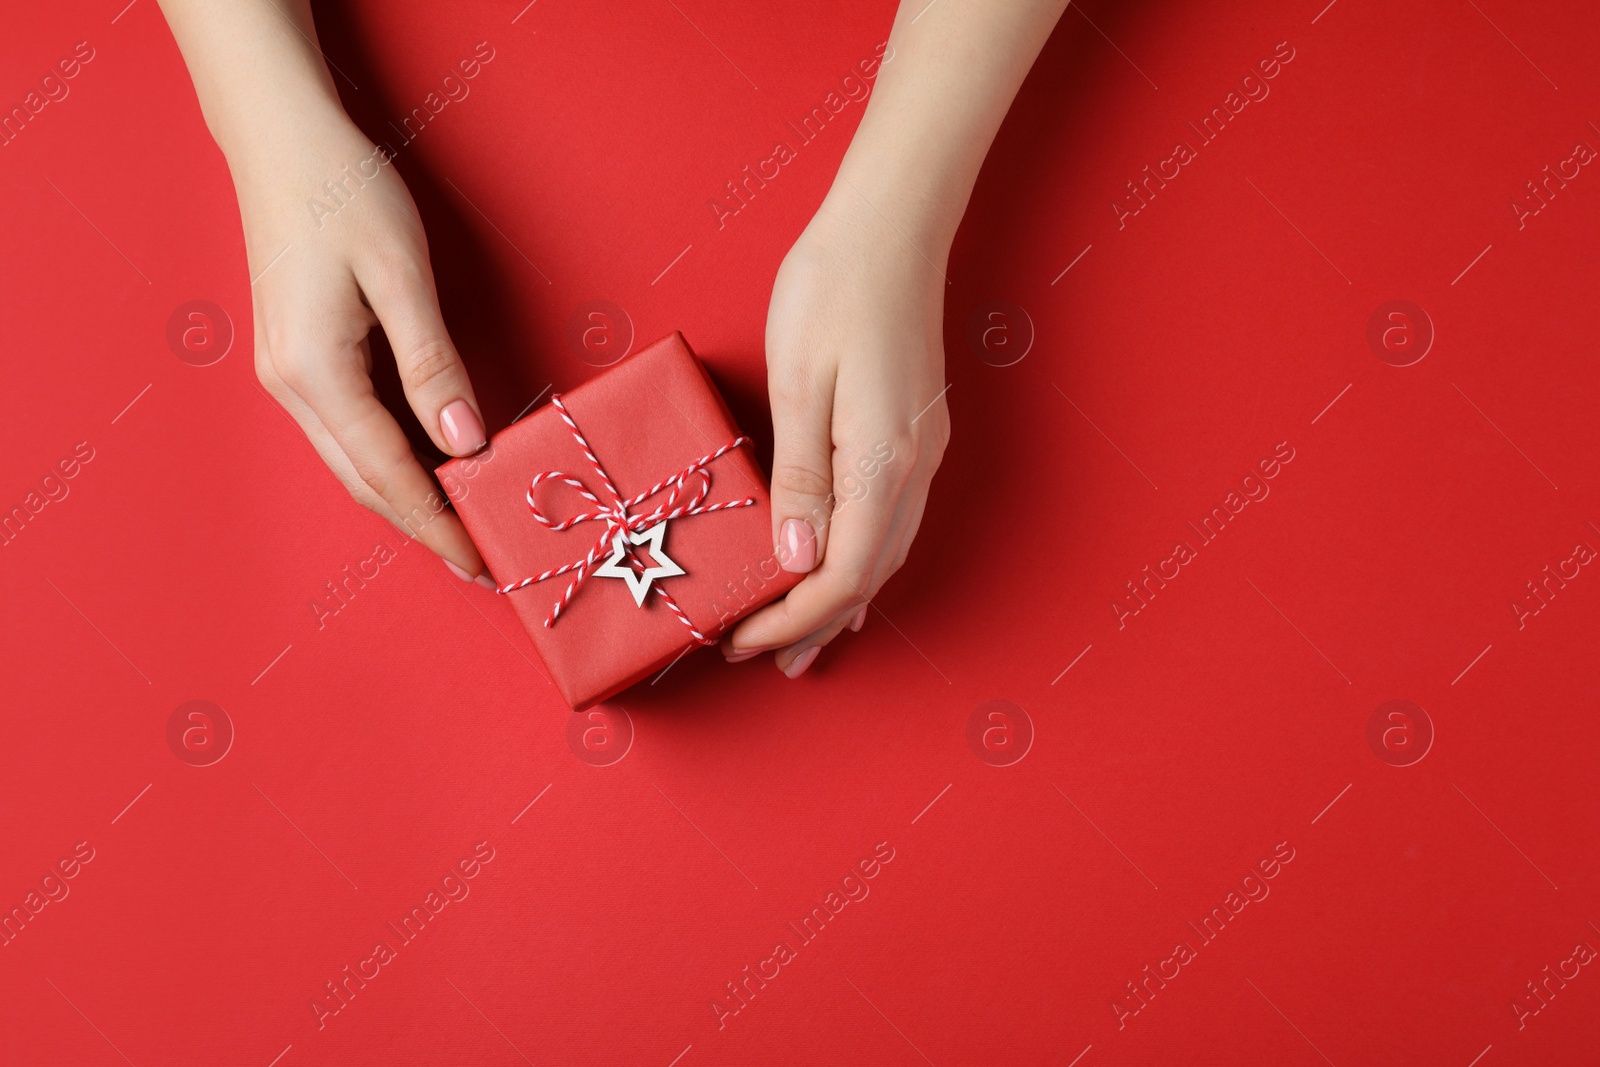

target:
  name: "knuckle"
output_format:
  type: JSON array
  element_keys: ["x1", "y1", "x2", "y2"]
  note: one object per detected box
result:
[
  {"x1": 254, "y1": 329, "x2": 281, "y2": 385},
  {"x1": 344, "y1": 479, "x2": 383, "y2": 513},
  {"x1": 885, "y1": 421, "x2": 948, "y2": 481},
  {"x1": 269, "y1": 344, "x2": 318, "y2": 394},
  {"x1": 366, "y1": 235, "x2": 430, "y2": 293},
  {"x1": 879, "y1": 437, "x2": 919, "y2": 487},
  {"x1": 402, "y1": 338, "x2": 460, "y2": 394},
  {"x1": 355, "y1": 463, "x2": 392, "y2": 505},
  {"x1": 273, "y1": 358, "x2": 312, "y2": 396},
  {"x1": 908, "y1": 421, "x2": 938, "y2": 450},
  {"x1": 772, "y1": 462, "x2": 833, "y2": 503},
  {"x1": 880, "y1": 432, "x2": 915, "y2": 466},
  {"x1": 922, "y1": 408, "x2": 952, "y2": 455},
  {"x1": 349, "y1": 454, "x2": 396, "y2": 504},
  {"x1": 769, "y1": 364, "x2": 823, "y2": 410},
  {"x1": 254, "y1": 351, "x2": 279, "y2": 391},
  {"x1": 827, "y1": 562, "x2": 875, "y2": 606}
]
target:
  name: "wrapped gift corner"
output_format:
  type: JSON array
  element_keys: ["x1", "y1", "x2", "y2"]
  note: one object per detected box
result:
[{"x1": 437, "y1": 333, "x2": 801, "y2": 709}]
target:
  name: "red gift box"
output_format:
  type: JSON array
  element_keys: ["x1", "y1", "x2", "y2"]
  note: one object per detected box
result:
[{"x1": 437, "y1": 333, "x2": 800, "y2": 709}]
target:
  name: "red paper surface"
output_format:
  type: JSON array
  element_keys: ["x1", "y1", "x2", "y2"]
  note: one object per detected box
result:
[
  {"x1": 4, "y1": 1, "x2": 1600, "y2": 1064},
  {"x1": 438, "y1": 332, "x2": 800, "y2": 709}
]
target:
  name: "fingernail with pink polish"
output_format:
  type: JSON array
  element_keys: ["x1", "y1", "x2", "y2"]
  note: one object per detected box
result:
[
  {"x1": 440, "y1": 400, "x2": 486, "y2": 454},
  {"x1": 782, "y1": 646, "x2": 820, "y2": 679},
  {"x1": 725, "y1": 648, "x2": 761, "y2": 663},
  {"x1": 849, "y1": 606, "x2": 867, "y2": 632},
  {"x1": 445, "y1": 559, "x2": 476, "y2": 582},
  {"x1": 779, "y1": 519, "x2": 816, "y2": 574},
  {"x1": 475, "y1": 574, "x2": 497, "y2": 591}
]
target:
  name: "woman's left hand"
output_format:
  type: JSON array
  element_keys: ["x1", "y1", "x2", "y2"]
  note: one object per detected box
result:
[{"x1": 721, "y1": 189, "x2": 951, "y2": 677}]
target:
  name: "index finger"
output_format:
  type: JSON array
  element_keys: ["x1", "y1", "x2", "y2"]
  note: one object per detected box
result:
[{"x1": 293, "y1": 353, "x2": 484, "y2": 572}]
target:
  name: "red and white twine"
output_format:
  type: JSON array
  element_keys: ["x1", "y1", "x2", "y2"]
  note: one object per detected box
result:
[{"x1": 495, "y1": 394, "x2": 754, "y2": 644}]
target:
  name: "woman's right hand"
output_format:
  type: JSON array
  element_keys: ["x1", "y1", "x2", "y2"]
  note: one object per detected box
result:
[
  {"x1": 157, "y1": 0, "x2": 492, "y2": 583},
  {"x1": 234, "y1": 101, "x2": 493, "y2": 584}
]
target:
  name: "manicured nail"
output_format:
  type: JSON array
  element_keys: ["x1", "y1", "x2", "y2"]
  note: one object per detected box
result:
[
  {"x1": 475, "y1": 574, "x2": 497, "y2": 591},
  {"x1": 779, "y1": 519, "x2": 816, "y2": 573},
  {"x1": 724, "y1": 648, "x2": 761, "y2": 663},
  {"x1": 849, "y1": 606, "x2": 867, "y2": 632},
  {"x1": 444, "y1": 559, "x2": 476, "y2": 582},
  {"x1": 439, "y1": 399, "x2": 486, "y2": 454},
  {"x1": 782, "y1": 646, "x2": 820, "y2": 679}
]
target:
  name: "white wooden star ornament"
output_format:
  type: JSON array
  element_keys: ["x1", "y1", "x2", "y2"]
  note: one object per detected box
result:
[{"x1": 592, "y1": 521, "x2": 686, "y2": 606}]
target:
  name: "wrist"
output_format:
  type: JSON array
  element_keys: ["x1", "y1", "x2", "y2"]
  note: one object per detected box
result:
[
  {"x1": 813, "y1": 172, "x2": 958, "y2": 273},
  {"x1": 159, "y1": 0, "x2": 352, "y2": 171},
  {"x1": 209, "y1": 83, "x2": 351, "y2": 172},
  {"x1": 217, "y1": 103, "x2": 382, "y2": 231}
]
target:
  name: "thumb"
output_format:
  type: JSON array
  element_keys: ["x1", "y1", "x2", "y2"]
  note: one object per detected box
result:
[
  {"x1": 360, "y1": 254, "x2": 486, "y2": 458},
  {"x1": 768, "y1": 375, "x2": 836, "y2": 574}
]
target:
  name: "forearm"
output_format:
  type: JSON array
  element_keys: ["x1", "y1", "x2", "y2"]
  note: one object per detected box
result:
[
  {"x1": 156, "y1": 0, "x2": 346, "y2": 173},
  {"x1": 831, "y1": 0, "x2": 1070, "y2": 254}
]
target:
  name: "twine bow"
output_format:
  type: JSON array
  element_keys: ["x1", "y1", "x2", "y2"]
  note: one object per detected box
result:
[{"x1": 495, "y1": 394, "x2": 755, "y2": 643}]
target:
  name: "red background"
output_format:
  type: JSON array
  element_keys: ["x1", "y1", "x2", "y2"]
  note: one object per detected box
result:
[{"x1": 3, "y1": 0, "x2": 1599, "y2": 1064}]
